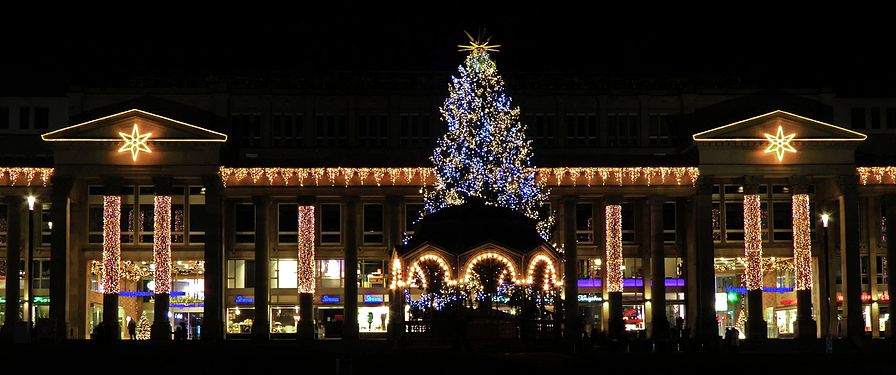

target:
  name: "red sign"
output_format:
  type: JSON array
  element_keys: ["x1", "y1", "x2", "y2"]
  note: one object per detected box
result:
[{"x1": 779, "y1": 299, "x2": 796, "y2": 305}]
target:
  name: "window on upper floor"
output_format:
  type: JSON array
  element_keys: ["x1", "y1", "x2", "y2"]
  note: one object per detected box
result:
[
  {"x1": 648, "y1": 113, "x2": 672, "y2": 146},
  {"x1": 576, "y1": 202, "x2": 593, "y2": 243},
  {"x1": 320, "y1": 203, "x2": 341, "y2": 245},
  {"x1": 232, "y1": 113, "x2": 262, "y2": 147},
  {"x1": 851, "y1": 107, "x2": 866, "y2": 129},
  {"x1": 871, "y1": 107, "x2": 882, "y2": 129},
  {"x1": 34, "y1": 107, "x2": 48, "y2": 130},
  {"x1": 525, "y1": 113, "x2": 556, "y2": 146},
  {"x1": 19, "y1": 107, "x2": 30, "y2": 129},
  {"x1": 358, "y1": 114, "x2": 389, "y2": 147},
  {"x1": 404, "y1": 203, "x2": 423, "y2": 236},
  {"x1": 363, "y1": 203, "x2": 384, "y2": 244},
  {"x1": 566, "y1": 113, "x2": 598, "y2": 146},
  {"x1": 314, "y1": 114, "x2": 348, "y2": 147},
  {"x1": 608, "y1": 112, "x2": 640, "y2": 147},
  {"x1": 621, "y1": 203, "x2": 635, "y2": 243},
  {"x1": 272, "y1": 113, "x2": 304, "y2": 147},
  {"x1": 0, "y1": 107, "x2": 9, "y2": 129},
  {"x1": 886, "y1": 107, "x2": 896, "y2": 129},
  {"x1": 399, "y1": 113, "x2": 430, "y2": 147},
  {"x1": 234, "y1": 203, "x2": 255, "y2": 244},
  {"x1": 663, "y1": 202, "x2": 676, "y2": 243},
  {"x1": 278, "y1": 203, "x2": 298, "y2": 244}
]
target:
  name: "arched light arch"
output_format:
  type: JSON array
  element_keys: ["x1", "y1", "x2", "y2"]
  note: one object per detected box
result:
[
  {"x1": 406, "y1": 253, "x2": 454, "y2": 289},
  {"x1": 462, "y1": 252, "x2": 519, "y2": 285},
  {"x1": 526, "y1": 254, "x2": 558, "y2": 290}
]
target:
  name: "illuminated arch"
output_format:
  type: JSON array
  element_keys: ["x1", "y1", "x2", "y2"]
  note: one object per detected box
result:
[
  {"x1": 462, "y1": 252, "x2": 519, "y2": 285},
  {"x1": 406, "y1": 253, "x2": 454, "y2": 290},
  {"x1": 526, "y1": 254, "x2": 558, "y2": 290}
]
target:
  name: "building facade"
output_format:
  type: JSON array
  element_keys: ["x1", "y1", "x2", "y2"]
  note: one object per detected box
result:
[{"x1": 2, "y1": 76, "x2": 896, "y2": 342}]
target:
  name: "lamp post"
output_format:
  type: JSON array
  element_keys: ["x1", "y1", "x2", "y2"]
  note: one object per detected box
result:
[
  {"x1": 822, "y1": 213, "x2": 832, "y2": 354},
  {"x1": 25, "y1": 195, "x2": 35, "y2": 334}
]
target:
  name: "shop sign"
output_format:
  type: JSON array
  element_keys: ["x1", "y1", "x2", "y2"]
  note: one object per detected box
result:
[
  {"x1": 779, "y1": 299, "x2": 796, "y2": 305},
  {"x1": 725, "y1": 286, "x2": 792, "y2": 294},
  {"x1": 577, "y1": 294, "x2": 603, "y2": 303},
  {"x1": 33, "y1": 296, "x2": 50, "y2": 304},
  {"x1": 322, "y1": 295, "x2": 341, "y2": 304},
  {"x1": 170, "y1": 303, "x2": 204, "y2": 308},
  {"x1": 120, "y1": 291, "x2": 186, "y2": 297},
  {"x1": 235, "y1": 296, "x2": 254, "y2": 304},
  {"x1": 363, "y1": 294, "x2": 384, "y2": 304}
]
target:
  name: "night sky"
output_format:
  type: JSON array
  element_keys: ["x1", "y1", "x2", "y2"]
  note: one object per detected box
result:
[{"x1": 3, "y1": 9, "x2": 894, "y2": 93}]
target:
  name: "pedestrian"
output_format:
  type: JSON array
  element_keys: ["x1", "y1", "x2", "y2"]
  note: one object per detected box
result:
[
  {"x1": 175, "y1": 322, "x2": 187, "y2": 340},
  {"x1": 127, "y1": 317, "x2": 137, "y2": 340}
]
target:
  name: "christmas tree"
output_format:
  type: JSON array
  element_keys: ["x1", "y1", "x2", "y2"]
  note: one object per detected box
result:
[
  {"x1": 135, "y1": 311, "x2": 151, "y2": 340},
  {"x1": 424, "y1": 33, "x2": 553, "y2": 239}
]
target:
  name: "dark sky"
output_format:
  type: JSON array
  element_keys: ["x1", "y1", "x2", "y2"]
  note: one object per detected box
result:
[{"x1": 3, "y1": 9, "x2": 894, "y2": 93}]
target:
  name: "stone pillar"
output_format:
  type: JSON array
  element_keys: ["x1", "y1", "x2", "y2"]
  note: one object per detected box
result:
[
  {"x1": 297, "y1": 196, "x2": 316, "y2": 341},
  {"x1": 48, "y1": 175, "x2": 73, "y2": 340},
  {"x1": 100, "y1": 178, "x2": 122, "y2": 341},
  {"x1": 791, "y1": 182, "x2": 817, "y2": 340},
  {"x1": 151, "y1": 177, "x2": 172, "y2": 341},
  {"x1": 201, "y1": 174, "x2": 224, "y2": 341},
  {"x1": 605, "y1": 198, "x2": 624, "y2": 341},
  {"x1": 252, "y1": 195, "x2": 271, "y2": 340},
  {"x1": 743, "y1": 179, "x2": 766, "y2": 341},
  {"x1": 694, "y1": 177, "x2": 718, "y2": 341},
  {"x1": 343, "y1": 198, "x2": 359, "y2": 343},
  {"x1": 2, "y1": 195, "x2": 23, "y2": 341},
  {"x1": 886, "y1": 196, "x2": 896, "y2": 340},
  {"x1": 839, "y1": 175, "x2": 864, "y2": 342},
  {"x1": 561, "y1": 197, "x2": 578, "y2": 343},
  {"x1": 649, "y1": 196, "x2": 669, "y2": 339}
]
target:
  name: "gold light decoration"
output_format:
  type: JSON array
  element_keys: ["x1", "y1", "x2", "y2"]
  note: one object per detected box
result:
[
  {"x1": 743, "y1": 194, "x2": 763, "y2": 290},
  {"x1": 462, "y1": 252, "x2": 517, "y2": 285},
  {"x1": 605, "y1": 204, "x2": 623, "y2": 293},
  {"x1": 297, "y1": 205, "x2": 316, "y2": 294},
  {"x1": 857, "y1": 167, "x2": 896, "y2": 185},
  {"x1": 526, "y1": 254, "x2": 558, "y2": 290},
  {"x1": 118, "y1": 124, "x2": 152, "y2": 161},
  {"x1": 763, "y1": 125, "x2": 797, "y2": 161},
  {"x1": 390, "y1": 257, "x2": 403, "y2": 290},
  {"x1": 153, "y1": 196, "x2": 172, "y2": 294},
  {"x1": 0, "y1": 167, "x2": 54, "y2": 186},
  {"x1": 407, "y1": 254, "x2": 455, "y2": 290},
  {"x1": 541, "y1": 167, "x2": 699, "y2": 187},
  {"x1": 792, "y1": 194, "x2": 812, "y2": 290},
  {"x1": 102, "y1": 196, "x2": 122, "y2": 294},
  {"x1": 457, "y1": 30, "x2": 500, "y2": 53}
]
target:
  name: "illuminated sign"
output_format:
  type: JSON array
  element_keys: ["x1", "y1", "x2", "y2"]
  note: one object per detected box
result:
[
  {"x1": 170, "y1": 303, "x2": 204, "y2": 308},
  {"x1": 235, "y1": 296, "x2": 254, "y2": 304},
  {"x1": 118, "y1": 123, "x2": 152, "y2": 161},
  {"x1": 120, "y1": 291, "x2": 186, "y2": 297},
  {"x1": 33, "y1": 296, "x2": 50, "y2": 304},
  {"x1": 321, "y1": 295, "x2": 341, "y2": 304},
  {"x1": 725, "y1": 286, "x2": 792, "y2": 294},
  {"x1": 577, "y1": 294, "x2": 603, "y2": 303},
  {"x1": 363, "y1": 294, "x2": 384, "y2": 304},
  {"x1": 764, "y1": 125, "x2": 797, "y2": 161}
]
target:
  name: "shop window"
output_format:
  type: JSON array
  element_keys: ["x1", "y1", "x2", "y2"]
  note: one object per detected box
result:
[
  {"x1": 566, "y1": 113, "x2": 599, "y2": 146},
  {"x1": 399, "y1": 113, "x2": 430, "y2": 147},
  {"x1": 404, "y1": 203, "x2": 423, "y2": 235},
  {"x1": 227, "y1": 307, "x2": 255, "y2": 334},
  {"x1": 271, "y1": 113, "x2": 304, "y2": 147},
  {"x1": 271, "y1": 306, "x2": 300, "y2": 333},
  {"x1": 317, "y1": 259, "x2": 343, "y2": 289},
  {"x1": 359, "y1": 305, "x2": 389, "y2": 333},
  {"x1": 621, "y1": 203, "x2": 635, "y2": 243},
  {"x1": 359, "y1": 260, "x2": 386, "y2": 288},
  {"x1": 622, "y1": 304, "x2": 645, "y2": 331},
  {"x1": 358, "y1": 113, "x2": 389, "y2": 147},
  {"x1": 278, "y1": 203, "x2": 298, "y2": 244},
  {"x1": 234, "y1": 203, "x2": 255, "y2": 244},
  {"x1": 188, "y1": 186, "x2": 205, "y2": 244},
  {"x1": 226, "y1": 259, "x2": 255, "y2": 289},
  {"x1": 663, "y1": 202, "x2": 676, "y2": 243},
  {"x1": 622, "y1": 258, "x2": 643, "y2": 279},
  {"x1": 363, "y1": 203, "x2": 384, "y2": 244},
  {"x1": 664, "y1": 257, "x2": 684, "y2": 278},
  {"x1": 578, "y1": 257, "x2": 602, "y2": 279},
  {"x1": 575, "y1": 202, "x2": 593, "y2": 243},
  {"x1": 775, "y1": 269, "x2": 794, "y2": 288},
  {"x1": 320, "y1": 204, "x2": 341, "y2": 245},
  {"x1": 272, "y1": 259, "x2": 298, "y2": 289}
]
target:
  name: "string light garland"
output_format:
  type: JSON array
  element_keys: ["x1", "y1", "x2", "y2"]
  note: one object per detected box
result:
[
  {"x1": 857, "y1": 167, "x2": 896, "y2": 185},
  {"x1": 297, "y1": 205, "x2": 315, "y2": 294},
  {"x1": 743, "y1": 194, "x2": 763, "y2": 291},
  {"x1": 526, "y1": 254, "x2": 558, "y2": 290},
  {"x1": 0, "y1": 167, "x2": 54, "y2": 186},
  {"x1": 102, "y1": 196, "x2": 122, "y2": 294},
  {"x1": 541, "y1": 167, "x2": 700, "y2": 187},
  {"x1": 407, "y1": 254, "x2": 454, "y2": 290},
  {"x1": 463, "y1": 252, "x2": 518, "y2": 285},
  {"x1": 390, "y1": 257, "x2": 404, "y2": 290},
  {"x1": 605, "y1": 205, "x2": 623, "y2": 293},
  {"x1": 713, "y1": 257, "x2": 794, "y2": 274},
  {"x1": 90, "y1": 260, "x2": 204, "y2": 281},
  {"x1": 792, "y1": 194, "x2": 812, "y2": 290},
  {"x1": 153, "y1": 196, "x2": 172, "y2": 294}
]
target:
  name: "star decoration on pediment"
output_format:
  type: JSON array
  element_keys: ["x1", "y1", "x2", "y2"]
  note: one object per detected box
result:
[
  {"x1": 119, "y1": 124, "x2": 152, "y2": 161},
  {"x1": 764, "y1": 125, "x2": 797, "y2": 161}
]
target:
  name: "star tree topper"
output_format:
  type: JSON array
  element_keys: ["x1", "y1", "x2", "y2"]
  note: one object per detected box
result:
[
  {"x1": 119, "y1": 123, "x2": 152, "y2": 161},
  {"x1": 457, "y1": 30, "x2": 501, "y2": 53},
  {"x1": 764, "y1": 125, "x2": 796, "y2": 161}
]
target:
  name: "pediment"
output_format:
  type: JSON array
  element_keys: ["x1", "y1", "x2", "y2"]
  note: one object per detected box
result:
[
  {"x1": 41, "y1": 109, "x2": 227, "y2": 142},
  {"x1": 692, "y1": 110, "x2": 866, "y2": 141}
]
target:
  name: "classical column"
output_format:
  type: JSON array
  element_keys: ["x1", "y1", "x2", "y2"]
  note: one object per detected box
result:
[
  {"x1": 839, "y1": 175, "x2": 863, "y2": 342},
  {"x1": 694, "y1": 177, "x2": 718, "y2": 341},
  {"x1": 201, "y1": 174, "x2": 224, "y2": 341},
  {"x1": 649, "y1": 196, "x2": 669, "y2": 339},
  {"x1": 2, "y1": 195, "x2": 23, "y2": 342},
  {"x1": 297, "y1": 196, "x2": 316, "y2": 341},
  {"x1": 100, "y1": 178, "x2": 122, "y2": 341},
  {"x1": 743, "y1": 181, "x2": 766, "y2": 341},
  {"x1": 886, "y1": 196, "x2": 896, "y2": 340},
  {"x1": 561, "y1": 197, "x2": 578, "y2": 343},
  {"x1": 605, "y1": 200, "x2": 624, "y2": 341},
  {"x1": 252, "y1": 195, "x2": 271, "y2": 340},
  {"x1": 792, "y1": 187, "x2": 817, "y2": 340},
  {"x1": 49, "y1": 175, "x2": 73, "y2": 341},
  {"x1": 151, "y1": 177, "x2": 172, "y2": 341},
  {"x1": 343, "y1": 198, "x2": 359, "y2": 343}
]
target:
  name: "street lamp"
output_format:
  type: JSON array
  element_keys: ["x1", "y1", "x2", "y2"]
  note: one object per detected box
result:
[
  {"x1": 25, "y1": 195, "x2": 36, "y2": 334},
  {"x1": 821, "y1": 213, "x2": 831, "y2": 353}
]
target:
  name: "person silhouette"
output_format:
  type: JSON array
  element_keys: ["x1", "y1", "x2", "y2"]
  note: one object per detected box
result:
[{"x1": 127, "y1": 317, "x2": 137, "y2": 340}]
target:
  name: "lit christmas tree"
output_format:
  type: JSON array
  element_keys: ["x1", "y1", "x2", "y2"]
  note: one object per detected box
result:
[
  {"x1": 424, "y1": 32, "x2": 553, "y2": 239},
  {"x1": 135, "y1": 311, "x2": 151, "y2": 340}
]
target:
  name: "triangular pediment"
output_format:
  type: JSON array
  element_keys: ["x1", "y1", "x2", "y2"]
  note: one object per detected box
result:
[
  {"x1": 692, "y1": 110, "x2": 866, "y2": 141},
  {"x1": 41, "y1": 109, "x2": 227, "y2": 142}
]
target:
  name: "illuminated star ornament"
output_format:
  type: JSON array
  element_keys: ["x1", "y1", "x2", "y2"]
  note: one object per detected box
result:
[
  {"x1": 457, "y1": 30, "x2": 501, "y2": 53},
  {"x1": 118, "y1": 123, "x2": 152, "y2": 161},
  {"x1": 763, "y1": 125, "x2": 796, "y2": 161}
]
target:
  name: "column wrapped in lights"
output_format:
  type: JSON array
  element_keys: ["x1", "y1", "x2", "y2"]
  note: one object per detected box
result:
[
  {"x1": 102, "y1": 196, "x2": 122, "y2": 294},
  {"x1": 743, "y1": 194, "x2": 763, "y2": 291},
  {"x1": 792, "y1": 194, "x2": 812, "y2": 290},
  {"x1": 153, "y1": 196, "x2": 172, "y2": 294},
  {"x1": 297, "y1": 205, "x2": 315, "y2": 294},
  {"x1": 605, "y1": 204, "x2": 623, "y2": 293}
]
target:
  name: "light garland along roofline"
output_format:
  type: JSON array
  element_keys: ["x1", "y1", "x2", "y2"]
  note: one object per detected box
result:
[
  {"x1": 857, "y1": 167, "x2": 896, "y2": 185},
  {"x1": 218, "y1": 166, "x2": 701, "y2": 188},
  {"x1": 0, "y1": 167, "x2": 54, "y2": 187}
]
